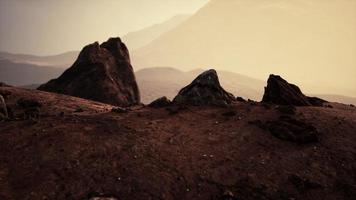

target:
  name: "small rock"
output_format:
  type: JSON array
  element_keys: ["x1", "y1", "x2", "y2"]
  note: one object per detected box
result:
[
  {"x1": 148, "y1": 96, "x2": 171, "y2": 108},
  {"x1": 111, "y1": 107, "x2": 127, "y2": 113}
]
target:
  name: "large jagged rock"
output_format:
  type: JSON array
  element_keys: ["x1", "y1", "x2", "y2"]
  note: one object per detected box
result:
[
  {"x1": 38, "y1": 37, "x2": 140, "y2": 107},
  {"x1": 262, "y1": 74, "x2": 326, "y2": 106},
  {"x1": 173, "y1": 69, "x2": 235, "y2": 106}
]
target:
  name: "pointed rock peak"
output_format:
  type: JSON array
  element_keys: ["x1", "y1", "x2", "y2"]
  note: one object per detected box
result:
[
  {"x1": 76, "y1": 41, "x2": 102, "y2": 61},
  {"x1": 38, "y1": 37, "x2": 140, "y2": 107},
  {"x1": 173, "y1": 69, "x2": 235, "y2": 106},
  {"x1": 192, "y1": 69, "x2": 220, "y2": 86},
  {"x1": 101, "y1": 37, "x2": 130, "y2": 63},
  {"x1": 262, "y1": 74, "x2": 326, "y2": 106}
]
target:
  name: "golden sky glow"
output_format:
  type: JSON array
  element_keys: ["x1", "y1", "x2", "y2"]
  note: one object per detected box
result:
[{"x1": 0, "y1": 0, "x2": 208, "y2": 55}]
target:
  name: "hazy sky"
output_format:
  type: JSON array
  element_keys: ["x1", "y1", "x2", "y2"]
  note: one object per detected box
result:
[{"x1": 0, "y1": 0, "x2": 208, "y2": 55}]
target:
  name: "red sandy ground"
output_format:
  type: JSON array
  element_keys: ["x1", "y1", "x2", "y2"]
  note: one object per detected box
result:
[{"x1": 0, "y1": 86, "x2": 355, "y2": 200}]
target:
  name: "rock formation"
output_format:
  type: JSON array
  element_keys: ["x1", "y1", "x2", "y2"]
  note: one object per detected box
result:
[
  {"x1": 38, "y1": 37, "x2": 140, "y2": 107},
  {"x1": 148, "y1": 96, "x2": 171, "y2": 108},
  {"x1": 173, "y1": 69, "x2": 235, "y2": 106},
  {"x1": 262, "y1": 74, "x2": 326, "y2": 106}
]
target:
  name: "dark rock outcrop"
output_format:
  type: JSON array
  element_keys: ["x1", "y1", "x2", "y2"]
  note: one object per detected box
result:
[
  {"x1": 173, "y1": 69, "x2": 235, "y2": 106},
  {"x1": 38, "y1": 37, "x2": 140, "y2": 107},
  {"x1": 262, "y1": 74, "x2": 326, "y2": 106},
  {"x1": 255, "y1": 116, "x2": 319, "y2": 144},
  {"x1": 236, "y1": 96, "x2": 247, "y2": 102},
  {"x1": 148, "y1": 96, "x2": 171, "y2": 108}
]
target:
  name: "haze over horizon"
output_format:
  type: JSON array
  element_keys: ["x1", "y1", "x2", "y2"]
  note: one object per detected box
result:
[
  {"x1": 0, "y1": 0, "x2": 208, "y2": 55},
  {"x1": 0, "y1": 0, "x2": 355, "y2": 98}
]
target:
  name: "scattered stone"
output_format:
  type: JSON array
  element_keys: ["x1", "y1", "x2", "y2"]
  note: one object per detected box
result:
[
  {"x1": 17, "y1": 98, "x2": 42, "y2": 108},
  {"x1": 173, "y1": 69, "x2": 235, "y2": 106},
  {"x1": 262, "y1": 74, "x2": 326, "y2": 106},
  {"x1": 38, "y1": 37, "x2": 140, "y2": 107},
  {"x1": 111, "y1": 107, "x2": 127, "y2": 113},
  {"x1": 148, "y1": 96, "x2": 171, "y2": 108}
]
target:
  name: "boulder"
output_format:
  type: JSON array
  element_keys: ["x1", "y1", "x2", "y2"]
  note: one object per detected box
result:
[
  {"x1": 262, "y1": 74, "x2": 326, "y2": 106},
  {"x1": 148, "y1": 96, "x2": 171, "y2": 108},
  {"x1": 38, "y1": 37, "x2": 140, "y2": 107},
  {"x1": 173, "y1": 69, "x2": 235, "y2": 106}
]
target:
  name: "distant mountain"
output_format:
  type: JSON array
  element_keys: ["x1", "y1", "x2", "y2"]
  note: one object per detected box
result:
[
  {"x1": 132, "y1": 0, "x2": 356, "y2": 96},
  {"x1": 0, "y1": 14, "x2": 189, "y2": 70},
  {"x1": 0, "y1": 59, "x2": 63, "y2": 86},
  {"x1": 122, "y1": 15, "x2": 189, "y2": 51},
  {"x1": 136, "y1": 67, "x2": 265, "y2": 103},
  {"x1": 0, "y1": 51, "x2": 78, "y2": 68}
]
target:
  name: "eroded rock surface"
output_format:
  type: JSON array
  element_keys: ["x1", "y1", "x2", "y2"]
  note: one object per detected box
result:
[
  {"x1": 173, "y1": 69, "x2": 235, "y2": 106},
  {"x1": 38, "y1": 37, "x2": 140, "y2": 107}
]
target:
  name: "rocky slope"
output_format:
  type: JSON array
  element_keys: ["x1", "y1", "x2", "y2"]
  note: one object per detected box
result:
[
  {"x1": 38, "y1": 38, "x2": 140, "y2": 107},
  {"x1": 0, "y1": 83, "x2": 355, "y2": 200}
]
